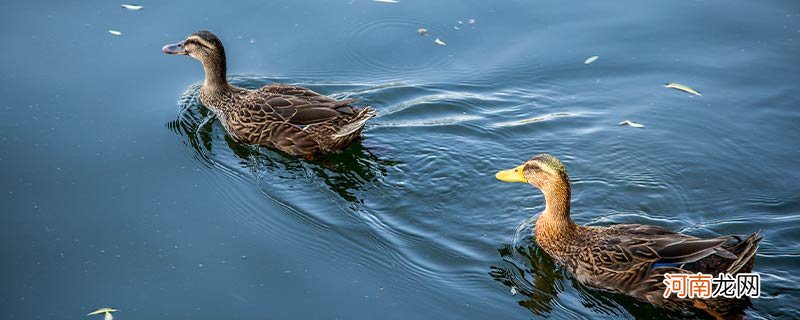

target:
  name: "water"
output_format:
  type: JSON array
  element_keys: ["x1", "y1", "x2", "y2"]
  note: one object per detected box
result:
[{"x1": 1, "y1": 0, "x2": 799, "y2": 319}]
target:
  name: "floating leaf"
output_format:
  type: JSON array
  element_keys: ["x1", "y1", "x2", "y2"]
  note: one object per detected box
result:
[
  {"x1": 434, "y1": 38, "x2": 446, "y2": 46},
  {"x1": 88, "y1": 308, "x2": 118, "y2": 320},
  {"x1": 120, "y1": 4, "x2": 143, "y2": 10},
  {"x1": 108, "y1": 30, "x2": 122, "y2": 36},
  {"x1": 664, "y1": 83, "x2": 702, "y2": 96},
  {"x1": 372, "y1": 0, "x2": 398, "y2": 3},
  {"x1": 618, "y1": 120, "x2": 644, "y2": 128},
  {"x1": 467, "y1": 18, "x2": 476, "y2": 24},
  {"x1": 510, "y1": 286, "x2": 518, "y2": 296},
  {"x1": 453, "y1": 26, "x2": 461, "y2": 30},
  {"x1": 417, "y1": 28, "x2": 428, "y2": 36},
  {"x1": 584, "y1": 55, "x2": 599, "y2": 64}
]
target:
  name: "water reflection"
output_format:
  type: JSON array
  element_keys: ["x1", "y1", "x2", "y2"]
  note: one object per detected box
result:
[{"x1": 489, "y1": 242, "x2": 564, "y2": 315}]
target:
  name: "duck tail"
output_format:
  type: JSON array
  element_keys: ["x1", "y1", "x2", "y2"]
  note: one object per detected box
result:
[
  {"x1": 333, "y1": 106, "x2": 376, "y2": 138},
  {"x1": 725, "y1": 230, "x2": 763, "y2": 274}
]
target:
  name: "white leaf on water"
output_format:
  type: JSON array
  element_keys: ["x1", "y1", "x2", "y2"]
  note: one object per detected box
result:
[
  {"x1": 510, "y1": 286, "x2": 518, "y2": 296},
  {"x1": 453, "y1": 26, "x2": 461, "y2": 30},
  {"x1": 434, "y1": 38, "x2": 446, "y2": 46},
  {"x1": 618, "y1": 120, "x2": 645, "y2": 128},
  {"x1": 108, "y1": 30, "x2": 122, "y2": 36},
  {"x1": 417, "y1": 28, "x2": 428, "y2": 36},
  {"x1": 87, "y1": 308, "x2": 118, "y2": 316},
  {"x1": 373, "y1": 0, "x2": 398, "y2": 3},
  {"x1": 467, "y1": 18, "x2": 476, "y2": 24},
  {"x1": 87, "y1": 307, "x2": 118, "y2": 320},
  {"x1": 120, "y1": 4, "x2": 143, "y2": 10},
  {"x1": 584, "y1": 55, "x2": 599, "y2": 64},
  {"x1": 664, "y1": 83, "x2": 702, "y2": 96}
]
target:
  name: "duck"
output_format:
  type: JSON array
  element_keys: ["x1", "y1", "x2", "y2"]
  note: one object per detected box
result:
[
  {"x1": 162, "y1": 30, "x2": 375, "y2": 157},
  {"x1": 495, "y1": 154, "x2": 762, "y2": 319}
]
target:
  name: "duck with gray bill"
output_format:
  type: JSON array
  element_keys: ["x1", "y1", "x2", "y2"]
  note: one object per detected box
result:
[{"x1": 162, "y1": 30, "x2": 376, "y2": 157}]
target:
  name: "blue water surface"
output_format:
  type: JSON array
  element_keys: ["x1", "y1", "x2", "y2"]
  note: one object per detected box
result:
[{"x1": 1, "y1": 0, "x2": 799, "y2": 319}]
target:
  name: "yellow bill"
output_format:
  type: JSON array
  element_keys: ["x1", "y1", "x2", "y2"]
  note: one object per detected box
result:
[{"x1": 495, "y1": 165, "x2": 527, "y2": 183}]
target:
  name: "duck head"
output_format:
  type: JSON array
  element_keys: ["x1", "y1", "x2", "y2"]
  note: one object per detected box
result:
[
  {"x1": 163, "y1": 30, "x2": 228, "y2": 88},
  {"x1": 495, "y1": 153, "x2": 568, "y2": 191}
]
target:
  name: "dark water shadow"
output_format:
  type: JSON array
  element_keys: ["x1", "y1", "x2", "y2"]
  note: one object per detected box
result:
[{"x1": 489, "y1": 236, "x2": 717, "y2": 320}]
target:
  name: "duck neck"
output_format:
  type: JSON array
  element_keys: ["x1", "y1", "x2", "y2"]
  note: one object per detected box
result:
[
  {"x1": 200, "y1": 54, "x2": 229, "y2": 92},
  {"x1": 536, "y1": 176, "x2": 577, "y2": 238}
]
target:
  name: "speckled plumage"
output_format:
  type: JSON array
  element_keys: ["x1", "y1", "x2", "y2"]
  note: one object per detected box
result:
[
  {"x1": 164, "y1": 30, "x2": 375, "y2": 157},
  {"x1": 504, "y1": 154, "x2": 762, "y2": 319}
]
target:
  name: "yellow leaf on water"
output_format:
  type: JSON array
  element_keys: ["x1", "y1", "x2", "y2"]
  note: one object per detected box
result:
[
  {"x1": 87, "y1": 308, "x2": 118, "y2": 316},
  {"x1": 664, "y1": 82, "x2": 702, "y2": 96}
]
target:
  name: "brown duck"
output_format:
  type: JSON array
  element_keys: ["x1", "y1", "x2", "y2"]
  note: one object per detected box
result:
[
  {"x1": 162, "y1": 30, "x2": 375, "y2": 157},
  {"x1": 496, "y1": 154, "x2": 762, "y2": 319}
]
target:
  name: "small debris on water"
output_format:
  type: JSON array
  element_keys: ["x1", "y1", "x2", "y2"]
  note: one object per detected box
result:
[
  {"x1": 584, "y1": 55, "x2": 599, "y2": 64},
  {"x1": 434, "y1": 38, "x2": 446, "y2": 46},
  {"x1": 373, "y1": 0, "x2": 398, "y2": 3},
  {"x1": 510, "y1": 286, "x2": 518, "y2": 296},
  {"x1": 120, "y1": 4, "x2": 143, "y2": 10},
  {"x1": 417, "y1": 28, "x2": 428, "y2": 36},
  {"x1": 664, "y1": 83, "x2": 702, "y2": 96},
  {"x1": 453, "y1": 26, "x2": 461, "y2": 30},
  {"x1": 618, "y1": 120, "x2": 645, "y2": 128},
  {"x1": 467, "y1": 18, "x2": 476, "y2": 24},
  {"x1": 108, "y1": 30, "x2": 122, "y2": 36},
  {"x1": 249, "y1": 39, "x2": 256, "y2": 44},
  {"x1": 87, "y1": 308, "x2": 118, "y2": 320}
]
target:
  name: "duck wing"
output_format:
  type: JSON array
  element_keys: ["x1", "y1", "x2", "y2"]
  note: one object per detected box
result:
[
  {"x1": 251, "y1": 85, "x2": 360, "y2": 125},
  {"x1": 580, "y1": 225, "x2": 762, "y2": 316},
  {"x1": 601, "y1": 224, "x2": 737, "y2": 268}
]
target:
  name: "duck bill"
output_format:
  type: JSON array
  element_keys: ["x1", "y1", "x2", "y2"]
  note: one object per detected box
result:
[
  {"x1": 495, "y1": 165, "x2": 527, "y2": 183},
  {"x1": 162, "y1": 40, "x2": 187, "y2": 55}
]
